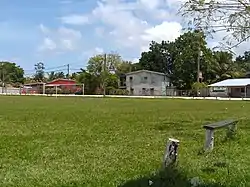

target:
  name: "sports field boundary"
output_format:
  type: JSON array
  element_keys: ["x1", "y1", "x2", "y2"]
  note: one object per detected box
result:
[{"x1": 0, "y1": 93, "x2": 249, "y2": 101}]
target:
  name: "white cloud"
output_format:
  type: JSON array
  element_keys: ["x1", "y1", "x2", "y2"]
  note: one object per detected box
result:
[
  {"x1": 79, "y1": 47, "x2": 104, "y2": 61},
  {"x1": 138, "y1": 0, "x2": 162, "y2": 10},
  {"x1": 95, "y1": 27, "x2": 105, "y2": 37},
  {"x1": 40, "y1": 0, "x2": 249, "y2": 60},
  {"x1": 39, "y1": 24, "x2": 50, "y2": 35},
  {"x1": 94, "y1": 47, "x2": 104, "y2": 54},
  {"x1": 142, "y1": 21, "x2": 182, "y2": 43},
  {"x1": 39, "y1": 37, "x2": 57, "y2": 51},
  {"x1": 90, "y1": 0, "x2": 250, "y2": 56},
  {"x1": 60, "y1": 14, "x2": 89, "y2": 25},
  {"x1": 91, "y1": 0, "x2": 182, "y2": 53},
  {"x1": 38, "y1": 24, "x2": 83, "y2": 53}
]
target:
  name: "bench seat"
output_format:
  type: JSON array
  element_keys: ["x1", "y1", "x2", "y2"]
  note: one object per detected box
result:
[{"x1": 203, "y1": 119, "x2": 237, "y2": 130}]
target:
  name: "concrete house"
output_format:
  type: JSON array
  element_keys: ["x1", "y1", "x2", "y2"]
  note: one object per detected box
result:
[{"x1": 125, "y1": 70, "x2": 171, "y2": 96}]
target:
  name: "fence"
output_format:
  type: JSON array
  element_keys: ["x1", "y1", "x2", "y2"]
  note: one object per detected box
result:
[
  {"x1": 0, "y1": 87, "x2": 234, "y2": 98},
  {"x1": 167, "y1": 88, "x2": 210, "y2": 97},
  {"x1": 0, "y1": 87, "x2": 21, "y2": 95}
]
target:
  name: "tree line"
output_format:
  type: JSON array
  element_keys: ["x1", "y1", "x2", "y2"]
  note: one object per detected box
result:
[{"x1": 1, "y1": 30, "x2": 250, "y2": 94}]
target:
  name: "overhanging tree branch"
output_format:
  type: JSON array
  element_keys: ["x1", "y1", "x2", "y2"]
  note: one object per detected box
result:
[{"x1": 179, "y1": 0, "x2": 250, "y2": 48}]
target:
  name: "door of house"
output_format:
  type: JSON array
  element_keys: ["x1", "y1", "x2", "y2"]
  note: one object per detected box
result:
[
  {"x1": 130, "y1": 88, "x2": 134, "y2": 95},
  {"x1": 150, "y1": 88, "x2": 154, "y2": 96}
]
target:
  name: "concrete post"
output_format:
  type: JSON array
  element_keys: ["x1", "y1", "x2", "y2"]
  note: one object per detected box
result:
[{"x1": 163, "y1": 138, "x2": 180, "y2": 168}]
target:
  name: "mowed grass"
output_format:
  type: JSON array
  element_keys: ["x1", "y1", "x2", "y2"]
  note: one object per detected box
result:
[{"x1": 1, "y1": 96, "x2": 250, "y2": 187}]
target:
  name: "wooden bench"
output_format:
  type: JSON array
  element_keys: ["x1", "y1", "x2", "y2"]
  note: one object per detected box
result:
[{"x1": 203, "y1": 119, "x2": 238, "y2": 150}]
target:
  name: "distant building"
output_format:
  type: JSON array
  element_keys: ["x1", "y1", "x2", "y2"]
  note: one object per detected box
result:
[
  {"x1": 209, "y1": 78, "x2": 250, "y2": 97},
  {"x1": 46, "y1": 79, "x2": 79, "y2": 93},
  {"x1": 125, "y1": 70, "x2": 172, "y2": 96},
  {"x1": 46, "y1": 79, "x2": 76, "y2": 87},
  {"x1": 22, "y1": 82, "x2": 44, "y2": 94},
  {"x1": 22, "y1": 79, "x2": 81, "y2": 94}
]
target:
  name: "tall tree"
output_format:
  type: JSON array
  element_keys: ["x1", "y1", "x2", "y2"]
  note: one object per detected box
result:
[
  {"x1": 171, "y1": 31, "x2": 214, "y2": 89},
  {"x1": 235, "y1": 51, "x2": 250, "y2": 74},
  {"x1": 209, "y1": 51, "x2": 238, "y2": 82},
  {"x1": 139, "y1": 31, "x2": 214, "y2": 89},
  {"x1": 0, "y1": 61, "x2": 24, "y2": 86},
  {"x1": 34, "y1": 62, "x2": 45, "y2": 82},
  {"x1": 85, "y1": 53, "x2": 136, "y2": 94},
  {"x1": 74, "y1": 69, "x2": 100, "y2": 94},
  {"x1": 139, "y1": 41, "x2": 175, "y2": 74},
  {"x1": 180, "y1": 0, "x2": 250, "y2": 49},
  {"x1": 87, "y1": 53, "x2": 124, "y2": 75}
]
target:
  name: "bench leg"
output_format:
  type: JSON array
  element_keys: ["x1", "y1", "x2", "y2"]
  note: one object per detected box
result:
[
  {"x1": 227, "y1": 123, "x2": 237, "y2": 138},
  {"x1": 230, "y1": 123, "x2": 236, "y2": 132},
  {"x1": 205, "y1": 129, "x2": 214, "y2": 150}
]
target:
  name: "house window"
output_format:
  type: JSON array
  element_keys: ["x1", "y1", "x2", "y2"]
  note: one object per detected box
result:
[
  {"x1": 141, "y1": 76, "x2": 148, "y2": 83},
  {"x1": 129, "y1": 77, "x2": 133, "y2": 85},
  {"x1": 241, "y1": 88, "x2": 245, "y2": 93}
]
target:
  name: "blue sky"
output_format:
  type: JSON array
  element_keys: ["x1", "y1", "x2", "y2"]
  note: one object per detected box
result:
[{"x1": 0, "y1": 0, "x2": 248, "y2": 76}]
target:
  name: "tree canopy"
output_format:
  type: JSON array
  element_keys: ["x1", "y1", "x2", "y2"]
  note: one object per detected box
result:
[
  {"x1": 0, "y1": 62, "x2": 24, "y2": 86},
  {"x1": 179, "y1": 0, "x2": 250, "y2": 49},
  {"x1": 139, "y1": 31, "x2": 214, "y2": 89},
  {"x1": 137, "y1": 30, "x2": 250, "y2": 89},
  {"x1": 74, "y1": 53, "x2": 135, "y2": 95},
  {"x1": 34, "y1": 62, "x2": 45, "y2": 82}
]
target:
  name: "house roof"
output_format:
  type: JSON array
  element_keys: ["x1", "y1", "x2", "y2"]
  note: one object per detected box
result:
[
  {"x1": 125, "y1": 70, "x2": 167, "y2": 76},
  {"x1": 46, "y1": 79, "x2": 76, "y2": 85},
  {"x1": 24, "y1": 82, "x2": 45, "y2": 86},
  {"x1": 209, "y1": 78, "x2": 250, "y2": 87}
]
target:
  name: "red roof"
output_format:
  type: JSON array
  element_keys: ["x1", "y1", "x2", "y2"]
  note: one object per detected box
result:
[{"x1": 46, "y1": 79, "x2": 76, "y2": 86}]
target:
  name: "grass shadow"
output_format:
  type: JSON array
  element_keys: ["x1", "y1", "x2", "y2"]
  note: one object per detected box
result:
[{"x1": 118, "y1": 166, "x2": 227, "y2": 187}]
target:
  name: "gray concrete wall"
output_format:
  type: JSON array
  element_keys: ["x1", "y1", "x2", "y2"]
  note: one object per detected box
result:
[{"x1": 126, "y1": 71, "x2": 170, "y2": 96}]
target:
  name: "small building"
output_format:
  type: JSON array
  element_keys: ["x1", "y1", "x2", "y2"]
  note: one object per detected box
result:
[
  {"x1": 125, "y1": 70, "x2": 171, "y2": 96},
  {"x1": 22, "y1": 82, "x2": 45, "y2": 94},
  {"x1": 46, "y1": 79, "x2": 76, "y2": 87},
  {"x1": 209, "y1": 78, "x2": 250, "y2": 97},
  {"x1": 46, "y1": 79, "x2": 80, "y2": 94}
]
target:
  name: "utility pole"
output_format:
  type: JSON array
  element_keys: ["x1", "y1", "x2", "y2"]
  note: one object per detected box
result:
[
  {"x1": 197, "y1": 30, "x2": 201, "y2": 84},
  {"x1": 103, "y1": 53, "x2": 107, "y2": 97},
  {"x1": 197, "y1": 45, "x2": 200, "y2": 83},
  {"x1": 67, "y1": 64, "x2": 70, "y2": 79},
  {"x1": 1, "y1": 63, "x2": 4, "y2": 93},
  {"x1": 196, "y1": 31, "x2": 202, "y2": 97}
]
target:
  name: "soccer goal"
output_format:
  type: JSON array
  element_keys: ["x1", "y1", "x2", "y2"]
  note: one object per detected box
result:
[{"x1": 44, "y1": 83, "x2": 84, "y2": 96}]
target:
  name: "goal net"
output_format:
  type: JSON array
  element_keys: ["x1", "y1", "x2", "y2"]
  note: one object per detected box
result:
[{"x1": 45, "y1": 83, "x2": 84, "y2": 95}]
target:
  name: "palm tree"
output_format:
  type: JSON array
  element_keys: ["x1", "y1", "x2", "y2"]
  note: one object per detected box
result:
[{"x1": 210, "y1": 51, "x2": 239, "y2": 82}]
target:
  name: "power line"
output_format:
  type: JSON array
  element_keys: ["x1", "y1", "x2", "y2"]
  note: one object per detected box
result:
[{"x1": 24, "y1": 68, "x2": 68, "y2": 76}]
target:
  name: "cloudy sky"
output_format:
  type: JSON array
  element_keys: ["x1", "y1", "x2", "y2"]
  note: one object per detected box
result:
[{"x1": 0, "y1": 0, "x2": 249, "y2": 74}]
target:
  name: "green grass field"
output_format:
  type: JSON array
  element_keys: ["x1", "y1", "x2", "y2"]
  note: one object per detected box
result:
[{"x1": 0, "y1": 96, "x2": 250, "y2": 187}]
